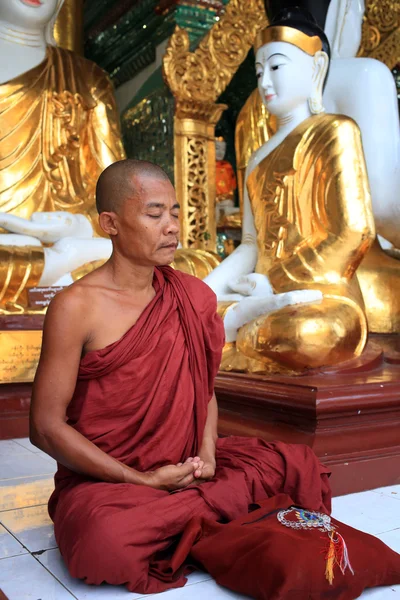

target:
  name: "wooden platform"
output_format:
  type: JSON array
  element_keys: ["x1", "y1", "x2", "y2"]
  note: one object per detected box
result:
[{"x1": 215, "y1": 336, "x2": 400, "y2": 496}]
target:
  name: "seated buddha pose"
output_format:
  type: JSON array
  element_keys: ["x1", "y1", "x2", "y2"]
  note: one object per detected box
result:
[
  {"x1": 205, "y1": 8, "x2": 375, "y2": 371},
  {"x1": 30, "y1": 159, "x2": 331, "y2": 594},
  {"x1": 236, "y1": 0, "x2": 400, "y2": 335}
]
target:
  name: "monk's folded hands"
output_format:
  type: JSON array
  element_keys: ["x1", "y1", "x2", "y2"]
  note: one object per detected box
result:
[
  {"x1": 142, "y1": 462, "x2": 200, "y2": 491},
  {"x1": 180, "y1": 455, "x2": 216, "y2": 481}
]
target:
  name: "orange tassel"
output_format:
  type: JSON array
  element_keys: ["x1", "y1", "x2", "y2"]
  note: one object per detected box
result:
[{"x1": 325, "y1": 531, "x2": 336, "y2": 585}]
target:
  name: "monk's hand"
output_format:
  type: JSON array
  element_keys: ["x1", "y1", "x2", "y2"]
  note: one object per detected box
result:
[
  {"x1": 144, "y1": 462, "x2": 200, "y2": 491},
  {"x1": 177, "y1": 456, "x2": 216, "y2": 482}
]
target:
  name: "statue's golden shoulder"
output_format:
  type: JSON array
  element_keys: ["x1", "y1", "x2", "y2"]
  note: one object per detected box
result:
[
  {"x1": 294, "y1": 113, "x2": 362, "y2": 160},
  {"x1": 47, "y1": 45, "x2": 114, "y2": 106},
  {"x1": 309, "y1": 113, "x2": 361, "y2": 138},
  {"x1": 49, "y1": 45, "x2": 109, "y2": 79}
]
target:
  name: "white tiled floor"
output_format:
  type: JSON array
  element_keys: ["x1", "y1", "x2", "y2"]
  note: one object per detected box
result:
[{"x1": 0, "y1": 438, "x2": 399, "y2": 600}]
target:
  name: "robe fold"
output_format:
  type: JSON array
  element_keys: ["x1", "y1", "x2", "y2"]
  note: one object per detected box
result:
[{"x1": 48, "y1": 267, "x2": 331, "y2": 594}]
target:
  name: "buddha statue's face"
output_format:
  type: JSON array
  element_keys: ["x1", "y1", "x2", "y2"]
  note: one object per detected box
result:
[
  {"x1": 0, "y1": 0, "x2": 60, "y2": 29},
  {"x1": 256, "y1": 41, "x2": 323, "y2": 118}
]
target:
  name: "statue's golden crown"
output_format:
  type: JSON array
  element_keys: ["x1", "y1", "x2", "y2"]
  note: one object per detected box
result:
[{"x1": 254, "y1": 25, "x2": 323, "y2": 55}]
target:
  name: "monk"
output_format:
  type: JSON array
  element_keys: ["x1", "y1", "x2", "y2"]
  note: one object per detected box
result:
[{"x1": 30, "y1": 159, "x2": 331, "y2": 595}]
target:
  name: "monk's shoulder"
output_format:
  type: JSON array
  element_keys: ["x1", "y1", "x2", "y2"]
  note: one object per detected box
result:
[{"x1": 46, "y1": 281, "x2": 91, "y2": 322}]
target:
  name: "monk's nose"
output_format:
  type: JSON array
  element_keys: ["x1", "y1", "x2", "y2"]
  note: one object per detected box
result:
[{"x1": 166, "y1": 217, "x2": 179, "y2": 235}]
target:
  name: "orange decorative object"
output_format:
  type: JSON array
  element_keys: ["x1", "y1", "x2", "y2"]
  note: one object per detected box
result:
[{"x1": 216, "y1": 160, "x2": 237, "y2": 201}]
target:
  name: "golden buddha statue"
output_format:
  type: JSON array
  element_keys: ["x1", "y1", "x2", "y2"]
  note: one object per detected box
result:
[
  {"x1": 235, "y1": 89, "x2": 273, "y2": 210},
  {"x1": 0, "y1": 0, "x2": 125, "y2": 312},
  {"x1": 235, "y1": 0, "x2": 400, "y2": 336},
  {"x1": 204, "y1": 8, "x2": 375, "y2": 372}
]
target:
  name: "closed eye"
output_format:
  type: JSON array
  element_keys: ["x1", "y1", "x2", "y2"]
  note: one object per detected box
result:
[{"x1": 271, "y1": 64, "x2": 283, "y2": 71}]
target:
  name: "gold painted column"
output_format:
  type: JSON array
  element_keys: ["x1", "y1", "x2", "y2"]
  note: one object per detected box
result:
[
  {"x1": 174, "y1": 101, "x2": 226, "y2": 250},
  {"x1": 163, "y1": 0, "x2": 267, "y2": 251}
]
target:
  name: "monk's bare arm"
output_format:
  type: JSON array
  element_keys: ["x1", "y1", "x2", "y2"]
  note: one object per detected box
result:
[
  {"x1": 30, "y1": 290, "x2": 149, "y2": 485},
  {"x1": 198, "y1": 393, "x2": 218, "y2": 466},
  {"x1": 30, "y1": 289, "x2": 198, "y2": 490}
]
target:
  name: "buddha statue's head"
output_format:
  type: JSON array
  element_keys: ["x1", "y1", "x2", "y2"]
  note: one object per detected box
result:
[
  {"x1": 264, "y1": 0, "x2": 365, "y2": 59},
  {"x1": 0, "y1": 0, "x2": 64, "y2": 45},
  {"x1": 255, "y1": 7, "x2": 330, "y2": 118}
]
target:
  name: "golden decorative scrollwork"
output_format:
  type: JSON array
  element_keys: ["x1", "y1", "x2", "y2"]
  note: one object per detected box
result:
[
  {"x1": 174, "y1": 100, "x2": 226, "y2": 250},
  {"x1": 163, "y1": 0, "x2": 267, "y2": 250},
  {"x1": 186, "y1": 138, "x2": 208, "y2": 246},
  {"x1": 358, "y1": 0, "x2": 400, "y2": 68},
  {"x1": 163, "y1": 0, "x2": 267, "y2": 103}
]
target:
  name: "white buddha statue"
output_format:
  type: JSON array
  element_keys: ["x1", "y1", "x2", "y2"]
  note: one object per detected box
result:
[
  {"x1": 324, "y1": 0, "x2": 400, "y2": 250},
  {"x1": 322, "y1": 0, "x2": 400, "y2": 333},
  {"x1": 205, "y1": 8, "x2": 375, "y2": 371}
]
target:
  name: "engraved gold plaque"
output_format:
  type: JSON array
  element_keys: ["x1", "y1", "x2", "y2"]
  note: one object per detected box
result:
[{"x1": 0, "y1": 331, "x2": 42, "y2": 384}]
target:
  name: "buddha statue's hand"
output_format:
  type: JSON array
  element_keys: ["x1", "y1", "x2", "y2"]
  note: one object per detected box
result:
[
  {"x1": 224, "y1": 289, "x2": 323, "y2": 343},
  {"x1": 229, "y1": 273, "x2": 274, "y2": 297},
  {"x1": 39, "y1": 237, "x2": 112, "y2": 286},
  {"x1": 0, "y1": 212, "x2": 94, "y2": 243}
]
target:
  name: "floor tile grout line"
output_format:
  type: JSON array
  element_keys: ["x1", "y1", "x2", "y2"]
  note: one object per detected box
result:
[
  {"x1": 0, "y1": 501, "x2": 51, "y2": 514},
  {"x1": 30, "y1": 553, "x2": 80, "y2": 600},
  {"x1": 0, "y1": 520, "x2": 27, "y2": 542},
  {"x1": 0, "y1": 521, "x2": 33, "y2": 557},
  {"x1": 0, "y1": 550, "x2": 29, "y2": 561},
  {"x1": 376, "y1": 526, "x2": 400, "y2": 535},
  {"x1": 8, "y1": 441, "x2": 41, "y2": 455},
  {"x1": 0, "y1": 473, "x2": 56, "y2": 481},
  {"x1": 0, "y1": 475, "x2": 54, "y2": 483},
  {"x1": 11, "y1": 439, "x2": 42, "y2": 453},
  {"x1": 0, "y1": 518, "x2": 59, "y2": 555}
]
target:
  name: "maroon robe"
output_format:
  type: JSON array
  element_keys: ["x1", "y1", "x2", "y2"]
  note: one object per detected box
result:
[{"x1": 48, "y1": 267, "x2": 331, "y2": 594}]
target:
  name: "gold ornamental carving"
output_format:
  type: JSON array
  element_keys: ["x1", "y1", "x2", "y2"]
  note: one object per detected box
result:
[
  {"x1": 173, "y1": 100, "x2": 226, "y2": 249},
  {"x1": 163, "y1": 0, "x2": 267, "y2": 104},
  {"x1": 163, "y1": 0, "x2": 267, "y2": 250},
  {"x1": 358, "y1": 0, "x2": 400, "y2": 68}
]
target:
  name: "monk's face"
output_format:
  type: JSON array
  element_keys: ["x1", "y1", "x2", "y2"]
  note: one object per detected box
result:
[{"x1": 114, "y1": 177, "x2": 180, "y2": 267}]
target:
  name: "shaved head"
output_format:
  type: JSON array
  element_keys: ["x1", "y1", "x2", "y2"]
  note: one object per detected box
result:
[{"x1": 96, "y1": 159, "x2": 171, "y2": 215}]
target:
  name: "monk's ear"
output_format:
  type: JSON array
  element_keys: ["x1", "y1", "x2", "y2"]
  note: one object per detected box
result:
[{"x1": 99, "y1": 212, "x2": 119, "y2": 236}]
